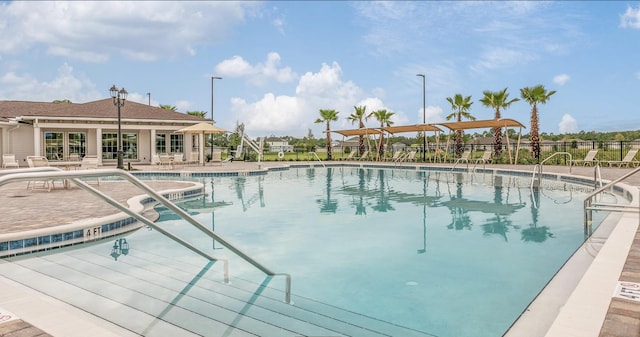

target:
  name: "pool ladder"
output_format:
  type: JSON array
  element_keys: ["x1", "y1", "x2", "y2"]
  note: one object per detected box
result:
[
  {"x1": 0, "y1": 167, "x2": 292, "y2": 304},
  {"x1": 584, "y1": 165, "x2": 640, "y2": 236},
  {"x1": 307, "y1": 151, "x2": 326, "y2": 168}
]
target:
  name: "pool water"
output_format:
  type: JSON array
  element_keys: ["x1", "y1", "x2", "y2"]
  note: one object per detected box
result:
[{"x1": 151, "y1": 167, "x2": 609, "y2": 337}]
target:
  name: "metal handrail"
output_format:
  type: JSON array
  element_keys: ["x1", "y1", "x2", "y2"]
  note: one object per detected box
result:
[
  {"x1": 530, "y1": 152, "x2": 573, "y2": 189},
  {"x1": 583, "y1": 165, "x2": 640, "y2": 237},
  {"x1": 307, "y1": 152, "x2": 326, "y2": 168},
  {"x1": 0, "y1": 168, "x2": 292, "y2": 303}
]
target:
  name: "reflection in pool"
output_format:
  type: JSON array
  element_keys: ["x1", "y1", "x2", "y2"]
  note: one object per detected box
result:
[{"x1": 152, "y1": 167, "x2": 608, "y2": 337}]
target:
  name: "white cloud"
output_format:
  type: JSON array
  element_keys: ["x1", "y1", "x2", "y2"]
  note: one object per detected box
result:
[
  {"x1": 621, "y1": 5, "x2": 640, "y2": 29},
  {"x1": 553, "y1": 74, "x2": 571, "y2": 85},
  {"x1": 215, "y1": 52, "x2": 297, "y2": 85},
  {"x1": 425, "y1": 106, "x2": 445, "y2": 124},
  {"x1": 230, "y1": 61, "x2": 388, "y2": 137},
  {"x1": 471, "y1": 48, "x2": 537, "y2": 73},
  {"x1": 0, "y1": 2, "x2": 260, "y2": 61},
  {"x1": 0, "y1": 63, "x2": 100, "y2": 102},
  {"x1": 558, "y1": 114, "x2": 578, "y2": 134},
  {"x1": 215, "y1": 56, "x2": 254, "y2": 77}
]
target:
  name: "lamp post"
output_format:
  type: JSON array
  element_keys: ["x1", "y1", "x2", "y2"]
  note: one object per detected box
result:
[
  {"x1": 416, "y1": 73, "x2": 426, "y2": 161},
  {"x1": 210, "y1": 76, "x2": 222, "y2": 163},
  {"x1": 109, "y1": 85, "x2": 128, "y2": 169}
]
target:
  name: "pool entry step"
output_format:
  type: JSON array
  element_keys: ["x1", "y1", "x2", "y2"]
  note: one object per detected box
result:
[{"x1": 0, "y1": 246, "x2": 435, "y2": 337}]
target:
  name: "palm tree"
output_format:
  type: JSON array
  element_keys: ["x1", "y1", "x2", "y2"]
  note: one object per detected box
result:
[
  {"x1": 479, "y1": 88, "x2": 519, "y2": 158},
  {"x1": 520, "y1": 85, "x2": 556, "y2": 161},
  {"x1": 445, "y1": 94, "x2": 475, "y2": 156},
  {"x1": 160, "y1": 104, "x2": 177, "y2": 111},
  {"x1": 186, "y1": 111, "x2": 207, "y2": 118},
  {"x1": 314, "y1": 109, "x2": 339, "y2": 160},
  {"x1": 370, "y1": 109, "x2": 395, "y2": 160},
  {"x1": 347, "y1": 105, "x2": 370, "y2": 156}
]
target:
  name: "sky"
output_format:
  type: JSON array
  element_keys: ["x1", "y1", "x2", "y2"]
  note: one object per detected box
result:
[{"x1": 1, "y1": 1, "x2": 639, "y2": 138}]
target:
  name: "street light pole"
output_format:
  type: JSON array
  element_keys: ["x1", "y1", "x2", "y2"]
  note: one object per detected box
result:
[
  {"x1": 416, "y1": 73, "x2": 426, "y2": 161},
  {"x1": 210, "y1": 76, "x2": 222, "y2": 163},
  {"x1": 110, "y1": 85, "x2": 128, "y2": 169}
]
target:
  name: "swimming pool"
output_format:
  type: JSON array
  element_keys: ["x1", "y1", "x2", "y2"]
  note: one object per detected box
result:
[
  {"x1": 152, "y1": 167, "x2": 610, "y2": 336},
  {"x1": 0, "y1": 166, "x2": 612, "y2": 337}
]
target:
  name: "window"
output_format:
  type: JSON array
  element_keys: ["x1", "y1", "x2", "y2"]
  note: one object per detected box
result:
[
  {"x1": 156, "y1": 134, "x2": 167, "y2": 153},
  {"x1": 170, "y1": 134, "x2": 183, "y2": 153},
  {"x1": 102, "y1": 133, "x2": 138, "y2": 160},
  {"x1": 44, "y1": 132, "x2": 64, "y2": 160},
  {"x1": 68, "y1": 132, "x2": 86, "y2": 158}
]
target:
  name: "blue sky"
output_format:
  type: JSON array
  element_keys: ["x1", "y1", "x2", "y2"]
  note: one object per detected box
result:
[{"x1": 1, "y1": 1, "x2": 639, "y2": 138}]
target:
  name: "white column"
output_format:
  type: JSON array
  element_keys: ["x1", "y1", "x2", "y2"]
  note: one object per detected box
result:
[
  {"x1": 96, "y1": 128, "x2": 102, "y2": 165},
  {"x1": 150, "y1": 129, "x2": 156, "y2": 164},
  {"x1": 33, "y1": 123, "x2": 41, "y2": 156}
]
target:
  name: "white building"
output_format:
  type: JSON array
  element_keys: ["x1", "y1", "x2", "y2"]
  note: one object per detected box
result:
[{"x1": 1, "y1": 99, "x2": 208, "y2": 167}]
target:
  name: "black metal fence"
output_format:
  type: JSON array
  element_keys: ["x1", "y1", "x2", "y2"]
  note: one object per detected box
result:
[{"x1": 223, "y1": 140, "x2": 640, "y2": 165}]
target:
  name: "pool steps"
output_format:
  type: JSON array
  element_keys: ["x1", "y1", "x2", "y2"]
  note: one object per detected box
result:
[{"x1": 0, "y1": 245, "x2": 435, "y2": 337}]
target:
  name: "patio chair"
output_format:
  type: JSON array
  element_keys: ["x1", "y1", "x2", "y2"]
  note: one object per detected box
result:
[
  {"x1": 26, "y1": 156, "x2": 56, "y2": 191},
  {"x1": 79, "y1": 156, "x2": 100, "y2": 185},
  {"x1": 173, "y1": 153, "x2": 186, "y2": 167},
  {"x1": 358, "y1": 150, "x2": 370, "y2": 161},
  {"x1": 158, "y1": 154, "x2": 173, "y2": 169},
  {"x1": 341, "y1": 151, "x2": 357, "y2": 161},
  {"x1": 396, "y1": 150, "x2": 417, "y2": 163},
  {"x1": 211, "y1": 151, "x2": 222, "y2": 163},
  {"x1": 2, "y1": 154, "x2": 20, "y2": 168},
  {"x1": 189, "y1": 152, "x2": 200, "y2": 165},
  {"x1": 603, "y1": 149, "x2": 640, "y2": 168},
  {"x1": 389, "y1": 151, "x2": 404, "y2": 162},
  {"x1": 452, "y1": 150, "x2": 472, "y2": 166},
  {"x1": 473, "y1": 149, "x2": 492, "y2": 164},
  {"x1": 570, "y1": 149, "x2": 599, "y2": 166}
]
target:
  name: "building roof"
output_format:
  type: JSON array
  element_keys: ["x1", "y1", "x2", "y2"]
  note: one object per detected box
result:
[{"x1": 0, "y1": 99, "x2": 206, "y2": 122}]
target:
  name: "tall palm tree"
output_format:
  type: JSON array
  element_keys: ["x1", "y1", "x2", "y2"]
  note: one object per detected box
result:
[
  {"x1": 371, "y1": 109, "x2": 395, "y2": 160},
  {"x1": 314, "y1": 109, "x2": 339, "y2": 160},
  {"x1": 520, "y1": 85, "x2": 556, "y2": 161},
  {"x1": 445, "y1": 94, "x2": 475, "y2": 156},
  {"x1": 479, "y1": 88, "x2": 520, "y2": 158},
  {"x1": 347, "y1": 105, "x2": 370, "y2": 156}
]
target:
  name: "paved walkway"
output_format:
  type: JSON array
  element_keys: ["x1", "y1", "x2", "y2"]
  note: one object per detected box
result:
[{"x1": 1, "y1": 160, "x2": 639, "y2": 337}]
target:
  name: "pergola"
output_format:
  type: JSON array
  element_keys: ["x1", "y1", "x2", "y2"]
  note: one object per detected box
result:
[
  {"x1": 331, "y1": 127, "x2": 383, "y2": 159},
  {"x1": 332, "y1": 124, "x2": 444, "y2": 161},
  {"x1": 437, "y1": 118, "x2": 526, "y2": 164}
]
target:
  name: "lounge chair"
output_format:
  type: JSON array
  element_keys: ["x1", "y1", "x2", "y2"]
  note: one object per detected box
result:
[
  {"x1": 453, "y1": 150, "x2": 472, "y2": 165},
  {"x1": 26, "y1": 156, "x2": 56, "y2": 191},
  {"x1": 396, "y1": 150, "x2": 417, "y2": 163},
  {"x1": 570, "y1": 149, "x2": 599, "y2": 166},
  {"x1": 2, "y1": 154, "x2": 19, "y2": 168},
  {"x1": 603, "y1": 149, "x2": 640, "y2": 168},
  {"x1": 79, "y1": 156, "x2": 100, "y2": 185},
  {"x1": 341, "y1": 151, "x2": 357, "y2": 161},
  {"x1": 358, "y1": 150, "x2": 370, "y2": 161},
  {"x1": 388, "y1": 151, "x2": 404, "y2": 162},
  {"x1": 211, "y1": 151, "x2": 222, "y2": 163},
  {"x1": 473, "y1": 149, "x2": 492, "y2": 164}
]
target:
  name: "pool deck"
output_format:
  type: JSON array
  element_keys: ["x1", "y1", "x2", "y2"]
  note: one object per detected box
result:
[{"x1": 1, "y1": 161, "x2": 639, "y2": 337}]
